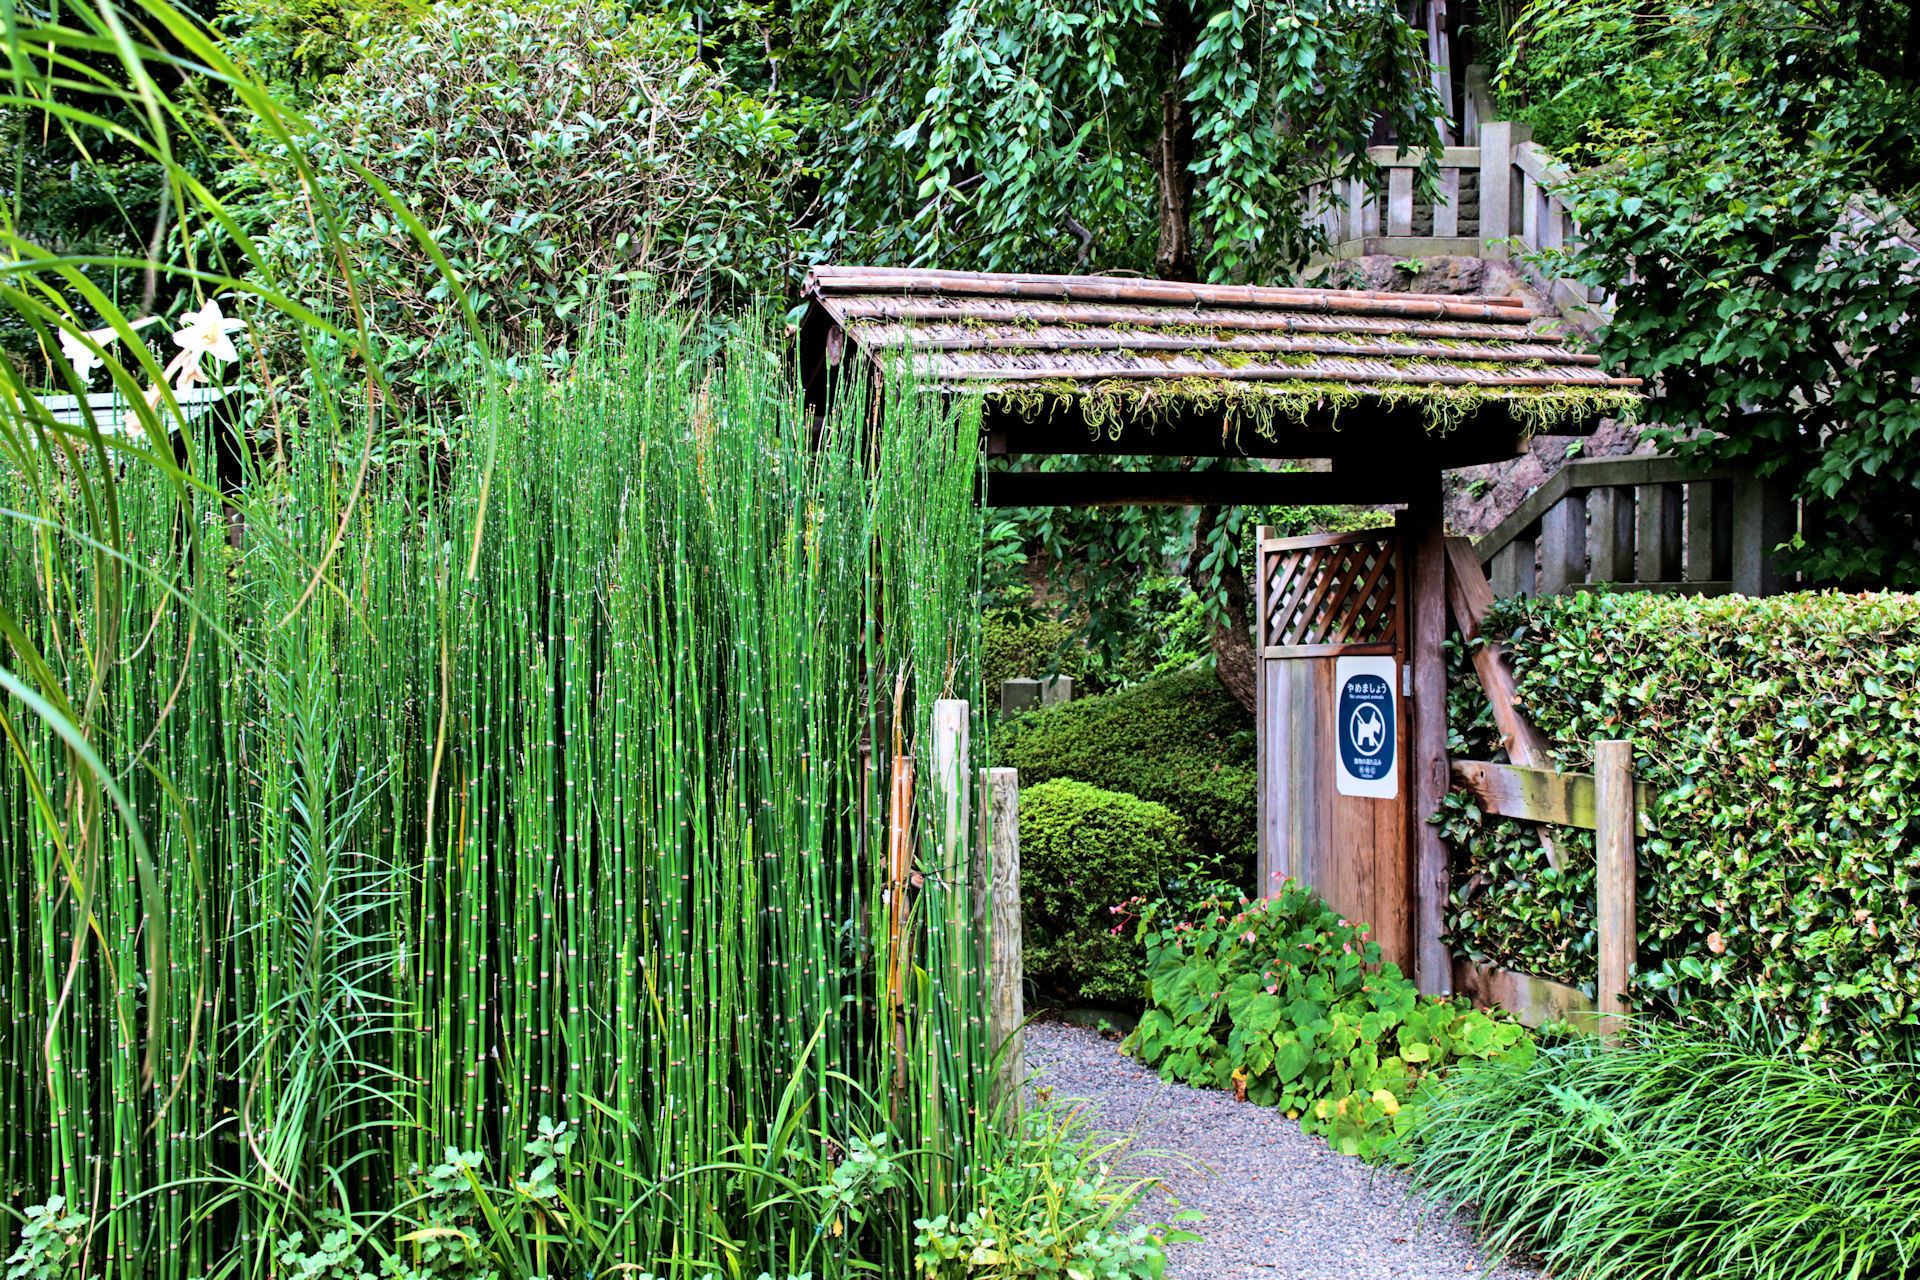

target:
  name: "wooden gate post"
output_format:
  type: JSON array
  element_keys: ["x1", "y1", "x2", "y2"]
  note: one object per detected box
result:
[
  {"x1": 979, "y1": 767, "x2": 1023, "y2": 1111},
  {"x1": 1594, "y1": 739, "x2": 1636, "y2": 1037},
  {"x1": 1406, "y1": 502, "x2": 1453, "y2": 996}
]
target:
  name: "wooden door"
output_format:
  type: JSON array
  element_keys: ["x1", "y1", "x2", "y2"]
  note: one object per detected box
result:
[{"x1": 1255, "y1": 526, "x2": 1412, "y2": 972}]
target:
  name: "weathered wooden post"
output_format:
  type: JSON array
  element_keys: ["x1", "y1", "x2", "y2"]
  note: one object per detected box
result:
[
  {"x1": 932, "y1": 699, "x2": 972, "y2": 968},
  {"x1": 1409, "y1": 502, "x2": 1453, "y2": 996},
  {"x1": 979, "y1": 767, "x2": 1024, "y2": 1112},
  {"x1": 1594, "y1": 738, "x2": 1636, "y2": 1039},
  {"x1": 1636, "y1": 483, "x2": 1683, "y2": 582},
  {"x1": 1477, "y1": 121, "x2": 1518, "y2": 257},
  {"x1": 1731, "y1": 473, "x2": 1793, "y2": 596},
  {"x1": 1538, "y1": 493, "x2": 1588, "y2": 594}
]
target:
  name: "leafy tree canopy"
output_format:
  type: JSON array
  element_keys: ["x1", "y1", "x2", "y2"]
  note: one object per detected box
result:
[
  {"x1": 1511, "y1": 0, "x2": 1920, "y2": 585},
  {"x1": 801, "y1": 0, "x2": 1445, "y2": 283}
]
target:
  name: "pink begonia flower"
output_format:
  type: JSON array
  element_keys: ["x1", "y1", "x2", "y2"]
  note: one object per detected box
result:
[{"x1": 1242, "y1": 930, "x2": 1256, "y2": 943}]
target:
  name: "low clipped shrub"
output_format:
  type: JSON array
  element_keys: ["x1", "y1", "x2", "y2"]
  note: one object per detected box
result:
[
  {"x1": 1402, "y1": 1022, "x2": 1920, "y2": 1280},
  {"x1": 1124, "y1": 882, "x2": 1532, "y2": 1162},
  {"x1": 1020, "y1": 779, "x2": 1189, "y2": 1006},
  {"x1": 1441, "y1": 590, "x2": 1920, "y2": 1058},
  {"x1": 995, "y1": 668, "x2": 1255, "y2": 876}
]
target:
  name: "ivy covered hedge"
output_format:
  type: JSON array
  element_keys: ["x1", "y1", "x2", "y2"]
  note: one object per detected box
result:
[
  {"x1": 1441, "y1": 590, "x2": 1920, "y2": 1058},
  {"x1": 994, "y1": 669, "x2": 1256, "y2": 875}
]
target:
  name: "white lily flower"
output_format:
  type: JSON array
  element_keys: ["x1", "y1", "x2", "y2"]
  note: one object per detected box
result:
[
  {"x1": 164, "y1": 347, "x2": 210, "y2": 395},
  {"x1": 57, "y1": 316, "x2": 159, "y2": 382},
  {"x1": 172, "y1": 300, "x2": 246, "y2": 367},
  {"x1": 114, "y1": 384, "x2": 168, "y2": 439}
]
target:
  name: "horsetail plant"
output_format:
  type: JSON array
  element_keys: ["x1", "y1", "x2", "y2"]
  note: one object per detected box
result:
[{"x1": 1, "y1": 310, "x2": 993, "y2": 1280}]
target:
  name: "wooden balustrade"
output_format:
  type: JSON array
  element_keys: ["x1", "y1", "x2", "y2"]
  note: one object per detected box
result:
[
  {"x1": 1473, "y1": 454, "x2": 1796, "y2": 598},
  {"x1": 1307, "y1": 120, "x2": 1604, "y2": 324}
]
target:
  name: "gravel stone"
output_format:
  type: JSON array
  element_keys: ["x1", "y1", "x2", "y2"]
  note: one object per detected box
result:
[{"x1": 1025, "y1": 1021, "x2": 1534, "y2": 1280}]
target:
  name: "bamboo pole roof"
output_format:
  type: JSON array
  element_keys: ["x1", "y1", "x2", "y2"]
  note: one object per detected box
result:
[{"x1": 799, "y1": 267, "x2": 1642, "y2": 460}]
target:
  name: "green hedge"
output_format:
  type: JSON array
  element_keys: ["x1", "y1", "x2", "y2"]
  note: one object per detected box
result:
[
  {"x1": 994, "y1": 668, "x2": 1256, "y2": 875},
  {"x1": 980, "y1": 610, "x2": 1085, "y2": 694},
  {"x1": 1442, "y1": 590, "x2": 1920, "y2": 1058},
  {"x1": 1019, "y1": 779, "x2": 1188, "y2": 1005}
]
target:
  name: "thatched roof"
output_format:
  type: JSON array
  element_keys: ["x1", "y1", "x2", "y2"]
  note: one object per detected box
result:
[{"x1": 799, "y1": 266, "x2": 1640, "y2": 449}]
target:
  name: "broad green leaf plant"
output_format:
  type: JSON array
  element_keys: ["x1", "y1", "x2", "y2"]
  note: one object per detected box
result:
[{"x1": 1124, "y1": 881, "x2": 1532, "y2": 1162}]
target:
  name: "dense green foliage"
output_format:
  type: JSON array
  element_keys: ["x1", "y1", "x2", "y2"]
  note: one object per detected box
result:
[
  {"x1": 913, "y1": 1103, "x2": 1199, "y2": 1279},
  {"x1": 1126, "y1": 882, "x2": 1533, "y2": 1162},
  {"x1": 0, "y1": 317, "x2": 991, "y2": 1279},
  {"x1": 980, "y1": 610, "x2": 1086, "y2": 697},
  {"x1": 806, "y1": 0, "x2": 1442, "y2": 283},
  {"x1": 1017, "y1": 779, "x2": 1190, "y2": 1006},
  {"x1": 1441, "y1": 590, "x2": 1920, "y2": 1058},
  {"x1": 1510, "y1": 0, "x2": 1920, "y2": 585},
  {"x1": 994, "y1": 669, "x2": 1255, "y2": 875},
  {"x1": 993, "y1": 460, "x2": 1390, "y2": 706},
  {"x1": 248, "y1": 0, "x2": 801, "y2": 392},
  {"x1": 1403, "y1": 1023, "x2": 1920, "y2": 1280}
]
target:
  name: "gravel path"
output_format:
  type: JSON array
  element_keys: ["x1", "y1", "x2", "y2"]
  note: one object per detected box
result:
[{"x1": 1026, "y1": 1022, "x2": 1533, "y2": 1280}]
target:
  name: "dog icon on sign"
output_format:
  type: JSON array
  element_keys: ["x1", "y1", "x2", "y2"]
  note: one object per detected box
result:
[{"x1": 1349, "y1": 702, "x2": 1387, "y2": 755}]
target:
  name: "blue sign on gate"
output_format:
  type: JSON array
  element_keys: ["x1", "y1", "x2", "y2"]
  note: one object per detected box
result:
[{"x1": 1333, "y1": 656, "x2": 1398, "y2": 798}]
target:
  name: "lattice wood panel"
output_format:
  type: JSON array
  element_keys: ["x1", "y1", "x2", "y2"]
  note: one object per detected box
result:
[{"x1": 1260, "y1": 533, "x2": 1401, "y2": 649}]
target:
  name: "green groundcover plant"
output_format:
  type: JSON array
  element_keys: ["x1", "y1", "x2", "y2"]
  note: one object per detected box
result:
[
  {"x1": 1123, "y1": 882, "x2": 1532, "y2": 1162},
  {"x1": 1401, "y1": 1019, "x2": 1920, "y2": 1280},
  {"x1": 913, "y1": 1102, "x2": 1200, "y2": 1279},
  {"x1": 1440, "y1": 590, "x2": 1920, "y2": 1060}
]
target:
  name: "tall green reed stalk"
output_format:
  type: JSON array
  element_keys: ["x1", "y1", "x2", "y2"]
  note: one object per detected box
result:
[
  {"x1": 6, "y1": 2, "x2": 991, "y2": 1275},
  {"x1": 4, "y1": 314, "x2": 990, "y2": 1278}
]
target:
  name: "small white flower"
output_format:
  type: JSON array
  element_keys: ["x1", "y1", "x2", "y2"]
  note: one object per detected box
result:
[
  {"x1": 172, "y1": 300, "x2": 245, "y2": 367},
  {"x1": 106, "y1": 384, "x2": 167, "y2": 439},
  {"x1": 57, "y1": 317, "x2": 159, "y2": 382},
  {"x1": 163, "y1": 348, "x2": 210, "y2": 395}
]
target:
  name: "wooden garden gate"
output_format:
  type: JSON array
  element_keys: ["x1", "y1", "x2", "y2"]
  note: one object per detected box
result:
[{"x1": 1255, "y1": 524, "x2": 1413, "y2": 971}]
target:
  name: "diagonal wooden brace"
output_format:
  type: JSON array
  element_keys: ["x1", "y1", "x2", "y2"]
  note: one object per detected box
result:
[{"x1": 1443, "y1": 536, "x2": 1562, "y2": 870}]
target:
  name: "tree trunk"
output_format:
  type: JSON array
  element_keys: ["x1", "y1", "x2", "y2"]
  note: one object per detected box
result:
[
  {"x1": 1149, "y1": 2, "x2": 1200, "y2": 282},
  {"x1": 1189, "y1": 504, "x2": 1258, "y2": 714}
]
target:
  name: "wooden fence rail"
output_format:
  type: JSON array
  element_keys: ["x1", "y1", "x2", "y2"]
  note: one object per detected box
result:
[
  {"x1": 1450, "y1": 739, "x2": 1646, "y2": 1037},
  {"x1": 1472, "y1": 453, "x2": 1797, "y2": 599}
]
